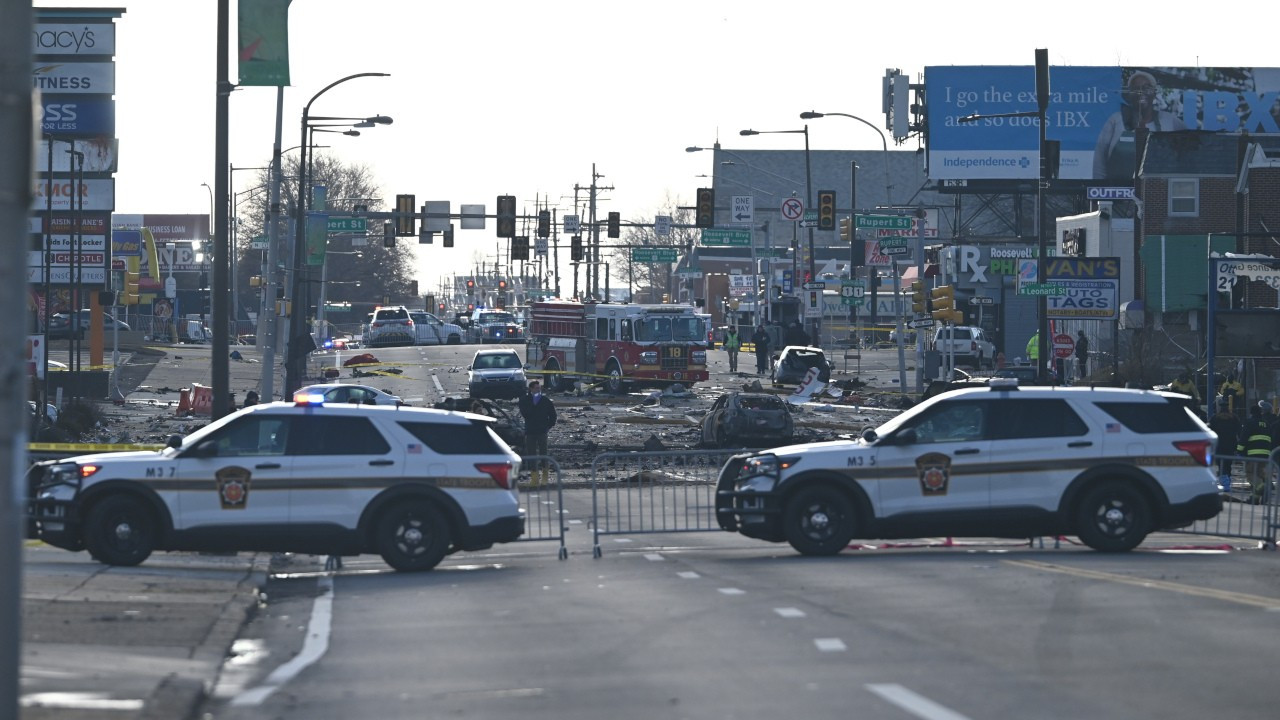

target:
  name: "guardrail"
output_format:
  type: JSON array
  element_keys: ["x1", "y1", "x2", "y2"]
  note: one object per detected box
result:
[
  {"x1": 515, "y1": 455, "x2": 568, "y2": 559},
  {"x1": 1166, "y1": 451, "x2": 1277, "y2": 548}
]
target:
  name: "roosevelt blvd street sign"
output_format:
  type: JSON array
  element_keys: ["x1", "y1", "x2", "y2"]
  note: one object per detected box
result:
[
  {"x1": 700, "y1": 228, "x2": 751, "y2": 246},
  {"x1": 630, "y1": 247, "x2": 678, "y2": 262}
]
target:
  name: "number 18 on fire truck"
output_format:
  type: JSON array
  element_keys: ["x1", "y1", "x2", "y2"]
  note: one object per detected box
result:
[{"x1": 526, "y1": 300, "x2": 710, "y2": 394}]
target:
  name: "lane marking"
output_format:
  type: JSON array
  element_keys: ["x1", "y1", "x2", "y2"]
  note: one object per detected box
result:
[
  {"x1": 774, "y1": 607, "x2": 806, "y2": 618},
  {"x1": 814, "y1": 638, "x2": 847, "y2": 652},
  {"x1": 1005, "y1": 559, "x2": 1280, "y2": 610},
  {"x1": 19, "y1": 693, "x2": 144, "y2": 711},
  {"x1": 430, "y1": 373, "x2": 444, "y2": 396},
  {"x1": 677, "y1": 571, "x2": 700, "y2": 579},
  {"x1": 643, "y1": 553, "x2": 664, "y2": 561},
  {"x1": 866, "y1": 684, "x2": 972, "y2": 720},
  {"x1": 717, "y1": 587, "x2": 745, "y2": 595},
  {"x1": 232, "y1": 575, "x2": 334, "y2": 707}
]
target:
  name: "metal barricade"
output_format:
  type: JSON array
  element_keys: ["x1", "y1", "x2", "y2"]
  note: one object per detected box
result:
[
  {"x1": 590, "y1": 449, "x2": 742, "y2": 557},
  {"x1": 515, "y1": 455, "x2": 568, "y2": 559},
  {"x1": 1165, "y1": 451, "x2": 1277, "y2": 548}
]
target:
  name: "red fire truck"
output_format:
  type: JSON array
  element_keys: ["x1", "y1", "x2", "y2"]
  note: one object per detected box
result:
[{"x1": 526, "y1": 300, "x2": 710, "y2": 393}]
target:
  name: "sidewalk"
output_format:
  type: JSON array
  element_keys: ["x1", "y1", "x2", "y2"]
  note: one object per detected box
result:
[{"x1": 20, "y1": 544, "x2": 269, "y2": 720}]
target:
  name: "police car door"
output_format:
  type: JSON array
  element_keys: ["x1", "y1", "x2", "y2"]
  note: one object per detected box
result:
[
  {"x1": 874, "y1": 398, "x2": 992, "y2": 519},
  {"x1": 174, "y1": 413, "x2": 294, "y2": 532},
  {"x1": 986, "y1": 397, "x2": 1096, "y2": 508},
  {"x1": 288, "y1": 413, "x2": 402, "y2": 529}
]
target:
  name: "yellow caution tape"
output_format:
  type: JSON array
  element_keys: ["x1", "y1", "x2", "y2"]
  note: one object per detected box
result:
[{"x1": 28, "y1": 442, "x2": 165, "y2": 453}]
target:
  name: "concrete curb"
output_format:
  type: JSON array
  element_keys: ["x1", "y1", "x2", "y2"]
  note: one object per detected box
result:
[{"x1": 138, "y1": 553, "x2": 271, "y2": 720}]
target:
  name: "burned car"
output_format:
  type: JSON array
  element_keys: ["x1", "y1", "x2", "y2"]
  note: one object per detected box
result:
[
  {"x1": 434, "y1": 396, "x2": 525, "y2": 453},
  {"x1": 771, "y1": 345, "x2": 832, "y2": 386},
  {"x1": 701, "y1": 392, "x2": 794, "y2": 448}
]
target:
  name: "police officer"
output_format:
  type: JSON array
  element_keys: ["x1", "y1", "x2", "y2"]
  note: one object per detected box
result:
[
  {"x1": 518, "y1": 380, "x2": 557, "y2": 486},
  {"x1": 1236, "y1": 401, "x2": 1276, "y2": 504}
]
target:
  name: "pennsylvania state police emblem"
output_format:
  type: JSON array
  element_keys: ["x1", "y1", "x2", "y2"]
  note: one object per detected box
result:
[
  {"x1": 915, "y1": 452, "x2": 951, "y2": 496},
  {"x1": 216, "y1": 466, "x2": 252, "y2": 509}
]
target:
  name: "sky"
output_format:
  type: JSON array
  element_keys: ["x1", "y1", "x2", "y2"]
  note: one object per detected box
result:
[{"x1": 33, "y1": 0, "x2": 1279, "y2": 295}]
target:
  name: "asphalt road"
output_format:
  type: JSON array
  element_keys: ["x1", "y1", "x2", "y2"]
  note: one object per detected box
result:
[{"x1": 195, "y1": 526, "x2": 1280, "y2": 720}]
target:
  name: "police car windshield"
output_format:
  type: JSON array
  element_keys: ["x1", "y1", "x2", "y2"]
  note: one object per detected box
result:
[{"x1": 479, "y1": 312, "x2": 514, "y2": 324}]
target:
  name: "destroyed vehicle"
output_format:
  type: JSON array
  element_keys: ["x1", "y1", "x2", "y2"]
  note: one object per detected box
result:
[
  {"x1": 702, "y1": 392, "x2": 794, "y2": 448},
  {"x1": 434, "y1": 396, "x2": 526, "y2": 452},
  {"x1": 772, "y1": 346, "x2": 832, "y2": 386}
]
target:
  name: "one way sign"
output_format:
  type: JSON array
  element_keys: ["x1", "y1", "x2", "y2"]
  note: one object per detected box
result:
[{"x1": 732, "y1": 195, "x2": 754, "y2": 223}]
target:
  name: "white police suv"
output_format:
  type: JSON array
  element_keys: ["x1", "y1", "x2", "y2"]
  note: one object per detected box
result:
[
  {"x1": 716, "y1": 382, "x2": 1223, "y2": 554},
  {"x1": 27, "y1": 393, "x2": 525, "y2": 572}
]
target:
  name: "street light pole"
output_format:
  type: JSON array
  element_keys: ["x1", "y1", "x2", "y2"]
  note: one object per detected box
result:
[
  {"x1": 285, "y1": 72, "x2": 390, "y2": 398},
  {"x1": 739, "y1": 127, "x2": 816, "y2": 343}
]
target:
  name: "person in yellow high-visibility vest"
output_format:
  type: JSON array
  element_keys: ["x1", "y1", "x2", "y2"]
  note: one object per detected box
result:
[{"x1": 1025, "y1": 331, "x2": 1039, "y2": 363}]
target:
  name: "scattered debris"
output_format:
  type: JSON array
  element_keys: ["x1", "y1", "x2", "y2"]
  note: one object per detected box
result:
[{"x1": 642, "y1": 434, "x2": 666, "y2": 451}]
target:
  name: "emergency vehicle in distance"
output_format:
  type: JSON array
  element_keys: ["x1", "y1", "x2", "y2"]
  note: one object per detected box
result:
[{"x1": 526, "y1": 300, "x2": 710, "y2": 394}]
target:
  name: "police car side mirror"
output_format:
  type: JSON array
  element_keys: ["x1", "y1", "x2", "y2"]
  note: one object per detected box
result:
[
  {"x1": 166, "y1": 434, "x2": 183, "y2": 449},
  {"x1": 861, "y1": 427, "x2": 878, "y2": 442}
]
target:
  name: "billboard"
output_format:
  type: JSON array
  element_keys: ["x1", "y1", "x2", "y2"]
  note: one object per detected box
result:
[
  {"x1": 33, "y1": 22, "x2": 117, "y2": 56},
  {"x1": 40, "y1": 97, "x2": 115, "y2": 137},
  {"x1": 926, "y1": 66, "x2": 1280, "y2": 182}
]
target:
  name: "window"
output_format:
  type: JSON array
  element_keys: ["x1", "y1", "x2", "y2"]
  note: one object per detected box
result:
[
  {"x1": 210, "y1": 416, "x2": 292, "y2": 457},
  {"x1": 400, "y1": 421, "x2": 505, "y2": 455},
  {"x1": 991, "y1": 399, "x2": 1088, "y2": 439},
  {"x1": 1095, "y1": 401, "x2": 1203, "y2": 433},
  {"x1": 292, "y1": 417, "x2": 390, "y2": 455},
  {"x1": 620, "y1": 319, "x2": 633, "y2": 341},
  {"x1": 1168, "y1": 178, "x2": 1199, "y2": 216},
  {"x1": 596, "y1": 318, "x2": 609, "y2": 340},
  {"x1": 906, "y1": 401, "x2": 989, "y2": 444}
]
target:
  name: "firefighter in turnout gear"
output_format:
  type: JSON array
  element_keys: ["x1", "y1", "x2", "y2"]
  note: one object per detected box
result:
[{"x1": 1237, "y1": 402, "x2": 1276, "y2": 504}]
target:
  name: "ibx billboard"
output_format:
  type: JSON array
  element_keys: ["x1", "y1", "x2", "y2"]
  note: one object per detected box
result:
[{"x1": 926, "y1": 66, "x2": 1280, "y2": 183}]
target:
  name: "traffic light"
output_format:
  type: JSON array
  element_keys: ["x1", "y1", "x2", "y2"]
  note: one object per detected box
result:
[
  {"x1": 570, "y1": 234, "x2": 583, "y2": 261},
  {"x1": 496, "y1": 195, "x2": 516, "y2": 238},
  {"x1": 438, "y1": 302, "x2": 446, "y2": 312},
  {"x1": 123, "y1": 269, "x2": 140, "y2": 305},
  {"x1": 817, "y1": 190, "x2": 836, "y2": 230},
  {"x1": 537, "y1": 210, "x2": 550, "y2": 238},
  {"x1": 931, "y1": 285, "x2": 962, "y2": 324},
  {"x1": 395, "y1": 194, "x2": 415, "y2": 236},
  {"x1": 695, "y1": 187, "x2": 714, "y2": 228},
  {"x1": 839, "y1": 217, "x2": 852, "y2": 244},
  {"x1": 465, "y1": 278, "x2": 475, "y2": 292},
  {"x1": 607, "y1": 211, "x2": 620, "y2": 239},
  {"x1": 383, "y1": 221, "x2": 395, "y2": 248},
  {"x1": 910, "y1": 280, "x2": 927, "y2": 314},
  {"x1": 443, "y1": 225, "x2": 454, "y2": 248},
  {"x1": 419, "y1": 228, "x2": 433, "y2": 244},
  {"x1": 498, "y1": 279, "x2": 507, "y2": 290},
  {"x1": 511, "y1": 235, "x2": 529, "y2": 260}
]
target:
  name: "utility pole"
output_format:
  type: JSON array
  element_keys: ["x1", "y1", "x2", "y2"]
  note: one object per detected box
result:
[{"x1": 1, "y1": 3, "x2": 33, "y2": 715}]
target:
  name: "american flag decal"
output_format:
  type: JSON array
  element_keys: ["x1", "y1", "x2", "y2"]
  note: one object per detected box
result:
[
  {"x1": 408, "y1": 443, "x2": 423, "y2": 454},
  {"x1": 1105, "y1": 423, "x2": 1121, "y2": 433}
]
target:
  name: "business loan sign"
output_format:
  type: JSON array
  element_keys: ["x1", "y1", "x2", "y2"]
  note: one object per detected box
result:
[{"x1": 926, "y1": 65, "x2": 1280, "y2": 182}]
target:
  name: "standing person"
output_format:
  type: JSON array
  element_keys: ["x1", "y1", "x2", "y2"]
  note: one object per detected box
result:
[
  {"x1": 723, "y1": 326, "x2": 741, "y2": 373},
  {"x1": 751, "y1": 324, "x2": 771, "y2": 376},
  {"x1": 1170, "y1": 371, "x2": 1201, "y2": 407},
  {"x1": 1237, "y1": 402, "x2": 1276, "y2": 504},
  {"x1": 517, "y1": 380, "x2": 557, "y2": 487},
  {"x1": 1209, "y1": 402, "x2": 1242, "y2": 491},
  {"x1": 1219, "y1": 373, "x2": 1245, "y2": 415},
  {"x1": 784, "y1": 321, "x2": 810, "y2": 347},
  {"x1": 1025, "y1": 331, "x2": 1039, "y2": 365},
  {"x1": 1074, "y1": 330, "x2": 1090, "y2": 380}
]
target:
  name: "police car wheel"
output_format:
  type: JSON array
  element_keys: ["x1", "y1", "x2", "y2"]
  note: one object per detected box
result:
[
  {"x1": 783, "y1": 485, "x2": 855, "y2": 556},
  {"x1": 376, "y1": 500, "x2": 451, "y2": 572},
  {"x1": 1074, "y1": 481, "x2": 1151, "y2": 553},
  {"x1": 84, "y1": 495, "x2": 156, "y2": 567}
]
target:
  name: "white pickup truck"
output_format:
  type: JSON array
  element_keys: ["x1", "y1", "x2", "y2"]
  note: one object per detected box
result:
[{"x1": 932, "y1": 325, "x2": 995, "y2": 370}]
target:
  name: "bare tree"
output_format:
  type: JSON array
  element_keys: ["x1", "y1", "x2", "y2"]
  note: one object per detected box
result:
[
  {"x1": 610, "y1": 194, "x2": 697, "y2": 303},
  {"x1": 234, "y1": 153, "x2": 417, "y2": 316}
]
